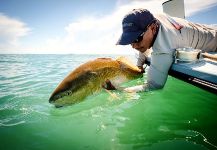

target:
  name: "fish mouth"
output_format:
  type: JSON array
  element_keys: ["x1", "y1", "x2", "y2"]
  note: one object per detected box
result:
[
  {"x1": 49, "y1": 93, "x2": 61, "y2": 104},
  {"x1": 49, "y1": 95, "x2": 66, "y2": 108},
  {"x1": 49, "y1": 97, "x2": 61, "y2": 108},
  {"x1": 49, "y1": 96, "x2": 56, "y2": 104},
  {"x1": 49, "y1": 88, "x2": 74, "y2": 104}
]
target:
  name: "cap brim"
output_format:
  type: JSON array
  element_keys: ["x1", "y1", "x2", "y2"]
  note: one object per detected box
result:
[{"x1": 116, "y1": 31, "x2": 143, "y2": 45}]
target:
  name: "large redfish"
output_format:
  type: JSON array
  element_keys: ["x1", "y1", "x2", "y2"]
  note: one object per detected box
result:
[{"x1": 49, "y1": 57, "x2": 142, "y2": 107}]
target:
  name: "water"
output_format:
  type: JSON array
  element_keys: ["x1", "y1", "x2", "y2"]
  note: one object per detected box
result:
[{"x1": 0, "y1": 54, "x2": 217, "y2": 150}]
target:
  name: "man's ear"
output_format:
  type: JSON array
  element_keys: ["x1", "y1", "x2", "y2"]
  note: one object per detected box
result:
[{"x1": 149, "y1": 23, "x2": 156, "y2": 34}]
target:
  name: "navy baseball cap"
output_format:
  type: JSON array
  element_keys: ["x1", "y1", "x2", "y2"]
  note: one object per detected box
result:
[{"x1": 116, "y1": 8, "x2": 155, "y2": 45}]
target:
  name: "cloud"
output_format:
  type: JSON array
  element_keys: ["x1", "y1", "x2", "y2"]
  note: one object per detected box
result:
[
  {"x1": 42, "y1": 0, "x2": 217, "y2": 54},
  {"x1": 0, "y1": 13, "x2": 30, "y2": 51},
  {"x1": 39, "y1": 0, "x2": 163, "y2": 54},
  {"x1": 185, "y1": 0, "x2": 217, "y2": 16},
  {"x1": 1, "y1": 0, "x2": 217, "y2": 54}
]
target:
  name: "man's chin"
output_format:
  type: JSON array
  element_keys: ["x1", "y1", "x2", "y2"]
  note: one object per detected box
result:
[{"x1": 138, "y1": 48, "x2": 147, "y2": 53}]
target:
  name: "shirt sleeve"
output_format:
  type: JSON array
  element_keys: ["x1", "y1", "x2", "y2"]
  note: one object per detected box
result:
[
  {"x1": 124, "y1": 53, "x2": 173, "y2": 92},
  {"x1": 147, "y1": 53, "x2": 173, "y2": 89},
  {"x1": 136, "y1": 52, "x2": 146, "y2": 67}
]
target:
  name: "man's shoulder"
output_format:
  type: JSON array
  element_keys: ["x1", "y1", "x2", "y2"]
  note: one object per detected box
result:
[{"x1": 154, "y1": 13, "x2": 189, "y2": 26}]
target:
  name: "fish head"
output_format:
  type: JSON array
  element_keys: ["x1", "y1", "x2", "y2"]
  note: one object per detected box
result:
[
  {"x1": 49, "y1": 80, "x2": 77, "y2": 107},
  {"x1": 49, "y1": 88, "x2": 87, "y2": 108},
  {"x1": 49, "y1": 70, "x2": 96, "y2": 107},
  {"x1": 49, "y1": 91, "x2": 72, "y2": 108}
]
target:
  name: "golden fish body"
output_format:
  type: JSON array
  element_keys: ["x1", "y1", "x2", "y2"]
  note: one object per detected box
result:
[{"x1": 49, "y1": 57, "x2": 142, "y2": 107}]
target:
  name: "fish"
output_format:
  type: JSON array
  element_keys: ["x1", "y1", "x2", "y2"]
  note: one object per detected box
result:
[{"x1": 49, "y1": 56, "x2": 143, "y2": 107}]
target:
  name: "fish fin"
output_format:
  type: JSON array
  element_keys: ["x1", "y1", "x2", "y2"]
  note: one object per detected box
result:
[{"x1": 104, "y1": 89, "x2": 120, "y2": 100}]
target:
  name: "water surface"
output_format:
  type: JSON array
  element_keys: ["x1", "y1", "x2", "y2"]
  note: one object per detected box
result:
[{"x1": 0, "y1": 54, "x2": 216, "y2": 150}]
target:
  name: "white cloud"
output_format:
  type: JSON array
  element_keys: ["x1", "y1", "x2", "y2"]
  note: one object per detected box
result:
[
  {"x1": 42, "y1": 0, "x2": 217, "y2": 54},
  {"x1": 0, "y1": 13, "x2": 30, "y2": 52},
  {"x1": 1, "y1": 0, "x2": 217, "y2": 54},
  {"x1": 38, "y1": 0, "x2": 164, "y2": 54},
  {"x1": 185, "y1": 0, "x2": 217, "y2": 16}
]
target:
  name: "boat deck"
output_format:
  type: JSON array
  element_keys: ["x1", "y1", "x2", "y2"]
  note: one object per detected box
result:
[{"x1": 145, "y1": 57, "x2": 217, "y2": 94}]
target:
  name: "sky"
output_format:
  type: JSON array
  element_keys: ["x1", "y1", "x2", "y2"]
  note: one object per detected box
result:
[{"x1": 0, "y1": 0, "x2": 217, "y2": 54}]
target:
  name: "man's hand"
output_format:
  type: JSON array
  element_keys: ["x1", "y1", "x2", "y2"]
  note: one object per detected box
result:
[{"x1": 123, "y1": 87, "x2": 136, "y2": 93}]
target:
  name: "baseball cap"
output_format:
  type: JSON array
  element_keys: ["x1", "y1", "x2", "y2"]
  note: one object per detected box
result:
[{"x1": 116, "y1": 8, "x2": 155, "y2": 45}]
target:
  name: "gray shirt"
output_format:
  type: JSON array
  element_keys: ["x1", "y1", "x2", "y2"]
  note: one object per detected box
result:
[{"x1": 126, "y1": 13, "x2": 217, "y2": 92}]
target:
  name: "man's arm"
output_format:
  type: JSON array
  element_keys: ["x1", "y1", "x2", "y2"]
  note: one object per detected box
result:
[
  {"x1": 202, "y1": 52, "x2": 217, "y2": 61},
  {"x1": 124, "y1": 53, "x2": 173, "y2": 92},
  {"x1": 137, "y1": 52, "x2": 146, "y2": 71}
]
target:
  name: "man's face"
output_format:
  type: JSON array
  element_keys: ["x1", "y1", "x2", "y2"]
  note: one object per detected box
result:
[{"x1": 131, "y1": 27, "x2": 154, "y2": 53}]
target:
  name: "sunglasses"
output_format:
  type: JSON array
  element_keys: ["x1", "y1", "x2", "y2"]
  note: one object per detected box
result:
[
  {"x1": 132, "y1": 22, "x2": 154, "y2": 44},
  {"x1": 132, "y1": 32, "x2": 145, "y2": 43}
]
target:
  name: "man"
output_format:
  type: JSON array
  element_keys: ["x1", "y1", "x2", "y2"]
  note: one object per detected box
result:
[{"x1": 116, "y1": 8, "x2": 217, "y2": 92}]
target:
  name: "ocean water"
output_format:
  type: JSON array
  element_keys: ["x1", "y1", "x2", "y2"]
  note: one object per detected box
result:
[{"x1": 0, "y1": 54, "x2": 217, "y2": 150}]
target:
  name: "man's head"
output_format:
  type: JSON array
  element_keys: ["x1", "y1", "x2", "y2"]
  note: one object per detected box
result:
[{"x1": 117, "y1": 8, "x2": 158, "y2": 53}]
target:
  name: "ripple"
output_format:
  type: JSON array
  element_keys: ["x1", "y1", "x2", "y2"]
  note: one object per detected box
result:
[
  {"x1": 0, "y1": 120, "x2": 25, "y2": 127},
  {"x1": 0, "y1": 54, "x2": 217, "y2": 150}
]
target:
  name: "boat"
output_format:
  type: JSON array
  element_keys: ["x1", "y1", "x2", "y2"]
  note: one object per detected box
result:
[
  {"x1": 144, "y1": 0, "x2": 217, "y2": 94},
  {"x1": 169, "y1": 57, "x2": 217, "y2": 94}
]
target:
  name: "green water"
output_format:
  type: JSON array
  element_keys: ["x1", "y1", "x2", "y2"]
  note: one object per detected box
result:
[{"x1": 0, "y1": 54, "x2": 217, "y2": 150}]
